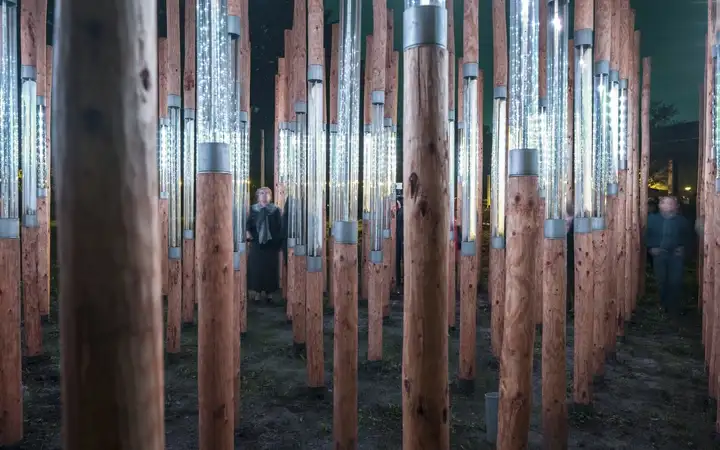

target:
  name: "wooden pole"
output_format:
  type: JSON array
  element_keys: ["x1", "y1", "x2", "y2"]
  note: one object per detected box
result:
[
  {"x1": 367, "y1": 0, "x2": 387, "y2": 361},
  {"x1": 55, "y1": 0, "x2": 164, "y2": 446},
  {"x1": 306, "y1": 0, "x2": 325, "y2": 389},
  {"x1": 36, "y1": 0, "x2": 50, "y2": 318},
  {"x1": 631, "y1": 29, "x2": 641, "y2": 311},
  {"x1": 572, "y1": 0, "x2": 594, "y2": 406},
  {"x1": 182, "y1": 0, "x2": 197, "y2": 324},
  {"x1": 447, "y1": 0, "x2": 456, "y2": 331},
  {"x1": 383, "y1": 8, "x2": 395, "y2": 311},
  {"x1": 591, "y1": 0, "x2": 611, "y2": 378},
  {"x1": 401, "y1": 2, "x2": 449, "y2": 447},
  {"x1": 159, "y1": 37, "x2": 170, "y2": 299},
  {"x1": 615, "y1": 0, "x2": 628, "y2": 338},
  {"x1": 458, "y1": 0, "x2": 479, "y2": 391},
  {"x1": 196, "y1": 2, "x2": 236, "y2": 447},
  {"x1": 623, "y1": 10, "x2": 635, "y2": 321},
  {"x1": 362, "y1": 35, "x2": 372, "y2": 304},
  {"x1": 452, "y1": 55, "x2": 463, "y2": 330},
  {"x1": 490, "y1": 0, "x2": 507, "y2": 357},
  {"x1": 639, "y1": 57, "x2": 651, "y2": 298},
  {"x1": 20, "y1": 0, "x2": 42, "y2": 357},
  {"x1": 0, "y1": 15, "x2": 23, "y2": 437},
  {"x1": 166, "y1": 0, "x2": 182, "y2": 355},
  {"x1": 536, "y1": 0, "x2": 547, "y2": 327}
]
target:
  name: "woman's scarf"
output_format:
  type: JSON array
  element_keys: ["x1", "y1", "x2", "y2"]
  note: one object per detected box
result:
[{"x1": 252, "y1": 203, "x2": 277, "y2": 245}]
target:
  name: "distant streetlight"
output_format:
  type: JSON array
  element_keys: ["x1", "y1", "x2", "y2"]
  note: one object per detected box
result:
[{"x1": 684, "y1": 186, "x2": 692, "y2": 192}]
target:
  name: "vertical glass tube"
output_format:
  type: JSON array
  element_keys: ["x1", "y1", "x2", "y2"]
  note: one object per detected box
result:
[
  {"x1": 362, "y1": 125, "x2": 371, "y2": 216},
  {"x1": 545, "y1": 0, "x2": 569, "y2": 220},
  {"x1": 295, "y1": 111, "x2": 307, "y2": 245},
  {"x1": 158, "y1": 119, "x2": 170, "y2": 196},
  {"x1": 448, "y1": 115, "x2": 456, "y2": 232},
  {"x1": 538, "y1": 102, "x2": 547, "y2": 196},
  {"x1": 328, "y1": 125, "x2": 339, "y2": 222},
  {"x1": 168, "y1": 105, "x2": 182, "y2": 247},
  {"x1": 370, "y1": 103, "x2": 385, "y2": 251},
  {"x1": 490, "y1": 97, "x2": 508, "y2": 235},
  {"x1": 574, "y1": 43, "x2": 594, "y2": 218},
  {"x1": 36, "y1": 98, "x2": 47, "y2": 197},
  {"x1": 608, "y1": 76, "x2": 620, "y2": 186},
  {"x1": 307, "y1": 80, "x2": 325, "y2": 257},
  {"x1": 618, "y1": 84, "x2": 628, "y2": 168},
  {"x1": 335, "y1": 0, "x2": 362, "y2": 224},
  {"x1": 230, "y1": 36, "x2": 242, "y2": 250},
  {"x1": 715, "y1": 43, "x2": 720, "y2": 174},
  {"x1": 592, "y1": 70, "x2": 609, "y2": 217},
  {"x1": 240, "y1": 119, "x2": 249, "y2": 230},
  {"x1": 508, "y1": 0, "x2": 540, "y2": 154},
  {"x1": 461, "y1": 75, "x2": 478, "y2": 242},
  {"x1": 196, "y1": 0, "x2": 230, "y2": 144},
  {"x1": 182, "y1": 111, "x2": 196, "y2": 231},
  {"x1": 456, "y1": 121, "x2": 465, "y2": 222},
  {"x1": 384, "y1": 121, "x2": 397, "y2": 227},
  {"x1": 21, "y1": 70, "x2": 38, "y2": 224},
  {"x1": 0, "y1": 0, "x2": 19, "y2": 221},
  {"x1": 287, "y1": 121, "x2": 297, "y2": 239}
]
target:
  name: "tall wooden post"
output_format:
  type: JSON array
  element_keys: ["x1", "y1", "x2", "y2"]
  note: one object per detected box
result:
[
  {"x1": 452, "y1": 55, "x2": 463, "y2": 329},
  {"x1": 54, "y1": 0, "x2": 164, "y2": 446},
  {"x1": 159, "y1": 37, "x2": 170, "y2": 300},
  {"x1": 0, "y1": 0, "x2": 22, "y2": 441},
  {"x1": 36, "y1": 0, "x2": 50, "y2": 318},
  {"x1": 196, "y1": 0, "x2": 236, "y2": 445},
  {"x1": 630, "y1": 29, "x2": 641, "y2": 311},
  {"x1": 401, "y1": 0, "x2": 449, "y2": 447},
  {"x1": 535, "y1": 0, "x2": 547, "y2": 327},
  {"x1": 490, "y1": 0, "x2": 507, "y2": 357},
  {"x1": 639, "y1": 57, "x2": 651, "y2": 298},
  {"x1": 458, "y1": 0, "x2": 479, "y2": 392},
  {"x1": 21, "y1": 0, "x2": 42, "y2": 357},
  {"x1": 615, "y1": 0, "x2": 628, "y2": 338},
  {"x1": 384, "y1": 9, "x2": 396, "y2": 312},
  {"x1": 166, "y1": 0, "x2": 183, "y2": 354},
  {"x1": 362, "y1": 35, "x2": 372, "y2": 304},
  {"x1": 572, "y1": 0, "x2": 595, "y2": 406},
  {"x1": 623, "y1": 9, "x2": 635, "y2": 321},
  {"x1": 182, "y1": 0, "x2": 197, "y2": 324},
  {"x1": 367, "y1": 0, "x2": 387, "y2": 362},
  {"x1": 446, "y1": 0, "x2": 456, "y2": 330},
  {"x1": 591, "y1": 0, "x2": 611, "y2": 377}
]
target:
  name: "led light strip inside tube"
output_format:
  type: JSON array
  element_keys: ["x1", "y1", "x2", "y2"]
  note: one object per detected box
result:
[
  {"x1": 36, "y1": 91, "x2": 47, "y2": 202},
  {"x1": 332, "y1": 0, "x2": 361, "y2": 234},
  {"x1": 168, "y1": 96, "x2": 182, "y2": 253},
  {"x1": 573, "y1": 26, "x2": 594, "y2": 221},
  {"x1": 461, "y1": 63, "x2": 479, "y2": 244},
  {"x1": 293, "y1": 103, "x2": 308, "y2": 250},
  {"x1": 490, "y1": 90, "x2": 507, "y2": 242},
  {"x1": 0, "y1": 0, "x2": 19, "y2": 232},
  {"x1": 307, "y1": 66, "x2": 326, "y2": 258},
  {"x1": 592, "y1": 60, "x2": 610, "y2": 221},
  {"x1": 369, "y1": 93, "x2": 386, "y2": 252},
  {"x1": 286, "y1": 120, "x2": 298, "y2": 243},
  {"x1": 545, "y1": 0, "x2": 569, "y2": 224},
  {"x1": 714, "y1": 38, "x2": 720, "y2": 177},
  {"x1": 384, "y1": 118, "x2": 396, "y2": 232},
  {"x1": 448, "y1": 111, "x2": 456, "y2": 236},
  {"x1": 182, "y1": 109, "x2": 196, "y2": 236},
  {"x1": 608, "y1": 69, "x2": 620, "y2": 191},
  {"x1": 21, "y1": 65, "x2": 38, "y2": 226}
]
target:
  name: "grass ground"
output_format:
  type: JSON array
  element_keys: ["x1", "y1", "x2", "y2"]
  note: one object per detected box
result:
[{"x1": 10, "y1": 259, "x2": 719, "y2": 449}]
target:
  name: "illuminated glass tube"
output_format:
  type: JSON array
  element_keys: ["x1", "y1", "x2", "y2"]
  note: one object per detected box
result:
[
  {"x1": 362, "y1": 124, "x2": 371, "y2": 218},
  {"x1": 36, "y1": 96, "x2": 47, "y2": 199},
  {"x1": 229, "y1": 27, "x2": 243, "y2": 254},
  {"x1": 196, "y1": 0, "x2": 230, "y2": 145},
  {"x1": 618, "y1": 80, "x2": 628, "y2": 170},
  {"x1": 293, "y1": 104, "x2": 308, "y2": 249},
  {"x1": 370, "y1": 96, "x2": 385, "y2": 252},
  {"x1": 405, "y1": 0, "x2": 445, "y2": 7},
  {"x1": 592, "y1": 63, "x2": 610, "y2": 222},
  {"x1": 0, "y1": 0, "x2": 19, "y2": 233},
  {"x1": 307, "y1": 66, "x2": 325, "y2": 258},
  {"x1": 461, "y1": 63, "x2": 479, "y2": 243},
  {"x1": 490, "y1": 93, "x2": 507, "y2": 240},
  {"x1": 456, "y1": 120, "x2": 465, "y2": 220},
  {"x1": 168, "y1": 97, "x2": 182, "y2": 251},
  {"x1": 538, "y1": 100, "x2": 547, "y2": 197},
  {"x1": 607, "y1": 70, "x2": 620, "y2": 191},
  {"x1": 328, "y1": 123, "x2": 339, "y2": 223},
  {"x1": 21, "y1": 66, "x2": 38, "y2": 226},
  {"x1": 384, "y1": 118, "x2": 396, "y2": 232},
  {"x1": 508, "y1": 0, "x2": 540, "y2": 160},
  {"x1": 715, "y1": 42, "x2": 720, "y2": 177},
  {"x1": 158, "y1": 119, "x2": 170, "y2": 197},
  {"x1": 287, "y1": 120, "x2": 297, "y2": 243},
  {"x1": 448, "y1": 111, "x2": 456, "y2": 234},
  {"x1": 573, "y1": 30, "x2": 594, "y2": 223},
  {"x1": 182, "y1": 109, "x2": 196, "y2": 234},
  {"x1": 545, "y1": 0, "x2": 569, "y2": 224},
  {"x1": 333, "y1": 0, "x2": 361, "y2": 234}
]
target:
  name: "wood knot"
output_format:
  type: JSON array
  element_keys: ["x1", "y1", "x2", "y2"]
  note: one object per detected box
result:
[
  {"x1": 408, "y1": 173, "x2": 419, "y2": 199},
  {"x1": 140, "y1": 68, "x2": 151, "y2": 91}
]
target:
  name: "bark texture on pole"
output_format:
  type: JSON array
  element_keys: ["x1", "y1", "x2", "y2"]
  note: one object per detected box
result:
[
  {"x1": 0, "y1": 239, "x2": 21, "y2": 445},
  {"x1": 182, "y1": 0, "x2": 197, "y2": 318},
  {"x1": 36, "y1": 0, "x2": 50, "y2": 318},
  {"x1": 158, "y1": 37, "x2": 170, "y2": 298},
  {"x1": 54, "y1": 0, "x2": 164, "y2": 447},
  {"x1": 401, "y1": 3, "x2": 449, "y2": 447}
]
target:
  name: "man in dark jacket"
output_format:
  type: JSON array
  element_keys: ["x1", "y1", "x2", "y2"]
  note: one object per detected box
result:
[{"x1": 646, "y1": 196, "x2": 690, "y2": 315}]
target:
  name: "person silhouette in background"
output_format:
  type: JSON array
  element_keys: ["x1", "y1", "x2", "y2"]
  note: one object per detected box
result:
[
  {"x1": 246, "y1": 187, "x2": 282, "y2": 302},
  {"x1": 646, "y1": 196, "x2": 690, "y2": 315}
]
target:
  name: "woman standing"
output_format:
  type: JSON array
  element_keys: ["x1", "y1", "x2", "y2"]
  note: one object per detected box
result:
[{"x1": 246, "y1": 187, "x2": 283, "y2": 301}]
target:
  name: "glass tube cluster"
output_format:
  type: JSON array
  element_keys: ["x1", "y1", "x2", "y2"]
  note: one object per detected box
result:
[
  {"x1": 307, "y1": 79, "x2": 325, "y2": 257},
  {"x1": 592, "y1": 67, "x2": 610, "y2": 218},
  {"x1": 0, "y1": 0, "x2": 18, "y2": 221},
  {"x1": 460, "y1": 74, "x2": 478, "y2": 242},
  {"x1": 21, "y1": 68, "x2": 38, "y2": 223},
  {"x1": 508, "y1": 0, "x2": 540, "y2": 157},
  {"x1": 197, "y1": 0, "x2": 231, "y2": 145},
  {"x1": 369, "y1": 103, "x2": 386, "y2": 251},
  {"x1": 573, "y1": 38, "x2": 594, "y2": 218},
  {"x1": 490, "y1": 95, "x2": 507, "y2": 237},
  {"x1": 182, "y1": 110, "x2": 196, "y2": 233},
  {"x1": 545, "y1": 0, "x2": 569, "y2": 220},
  {"x1": 168, "y1": 104, "x2": 182, "y2": 248}
]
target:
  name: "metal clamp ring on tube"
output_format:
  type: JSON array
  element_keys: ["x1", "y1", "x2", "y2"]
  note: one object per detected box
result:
[
  {"x1": 574, "y1": 217, "x2": 592, "y2": 234},
  {"x1": 294, "y1": 101, "x2": 307, "y2": 115},
  {"x1": 21, "y1": 65, "x2": 36, "y2": 80},
  {"x1": 382, "y1": 229, "x2": 391, "y2": 239},
  {"x1": 228, "y1": 15, "x2": 241, "y2": 38},
  {"x1": 37, "y1": 188, "x2": 48, "y2": 198},
  {"x1": 294, "y1": 244, "x2": 307, "y2": 257},
  {"x1": 508, "y1": 148, "x2": 539, "y2": 177},
  {"x1": 372, "y1": 90, "x2": 385, "y2": 105},
  {"x1": 449, "y1": 110, "x2": 455, "y2": 121},
  {"x1": 544, "y1": 219, "x2": 566, "y2": 240},
  {"x1": 0, "y1": 218, "x2": 19, "y2": 239},
  {"x1": 308, "y1": 64, "x2": 324, "y2": 83},
  {"x1": 160, "y1": 192, "x2": 169, "y2": 199},
  {"x1": 607, "y1": 182, "x2": 618, "y2": 196},
  {"x1": 591, "y1": 216, "x2": 605, "y2": 231},
  {"x1": 37, "y1": 95, "x2": 45, "y2": 107},
  {"x1": 197, "y1": 142, "x2": 231, "y2": 174},
  {"x1": 183, "y1": 229, "x2": 194, "y2": 240},
  {"x1": 237, "y1": 242, "x2": 246, "y2": 254},
  {"x1": 384, "y1": 117, "x2": 393, "y2": 127},
  {"x1": 307, "y1": 256, "x2": 322, "y2": 273},
  {"x1": 24, "y1": 214, "x2": 38, "y2": 228},
  {"x1": 168, "y1": 94, "x2": 182, "y2": 109},
  {"x1": 460, "y1": 240, "x2": 476, "y2": 257},
  {"x1": 403, "y1": 5, "x2": 447, "y2": 50},
  {"x1": 618, "y1": 159, "x2": 628, "y2": 170},
  {"x1": 594, "y1": 60, "x2": 610, "y2": 76},
  {"x1": 184, "y1": 109, "x2": 195, "y2": 120},
  {"x1": 716, "y1": 178, "x2": 720, "y2": 194},
  {"x1": 491, "y1": 235, "x2": 505, "y2": 249},
  {"x1": 462, "y1": 62, "x2": 479, "y2": 79},
  {"x1": 370, "y1": 250, "x2": 383, "y2": 264},
  {"x1": 239, "y1": 111, "x2": 248, "y2": 123},
  {"x1": 573, "y1": 29, "x2": 593, "y2": 48},
  {"x1": 329, "y1": 123, "x2": 338, "y2": 133},
  {"x1": 287, "y1": 237, "x2": 296, "y2": 249},
  {"x1": 233, "y1": 252, "x2": 241, "y2": 271},
  {"x1": 334, "y1": 220, "x2": 358, "y2": 245},
  {"x1": 609, "y1": 70, "x2": 619, "y2": 83},
  {"x1": 169, "y1": 247, "x2": 182, "y2": 260},
  {"x1": 619, "y1": 79, "x2": 628, "y2": 89},
  {"x1": 539, "y1": 97, "x2": 548, "y2": 109},
  {"x1": 493, "y1": 86, "x2": 507, "y2": 100}
]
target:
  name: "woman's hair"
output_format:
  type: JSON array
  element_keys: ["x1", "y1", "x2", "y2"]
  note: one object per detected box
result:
[{"x1": 256, "y1": 187, "x2": 272, "y2": 201}]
